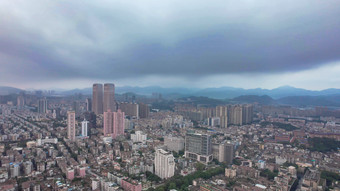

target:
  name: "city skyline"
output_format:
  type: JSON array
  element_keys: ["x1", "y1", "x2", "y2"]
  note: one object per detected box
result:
[{"x1": 0, "y1": 1, "x2": 340, "y2": 90}]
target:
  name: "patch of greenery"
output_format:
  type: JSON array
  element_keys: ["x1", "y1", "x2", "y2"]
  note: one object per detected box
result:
[
  {"x1": 155, "y1": 167, "x2": 225, "y2": 191},
  {"x1": 260, "y1": 121, "x2": 298, "y2": 131},
  {"x1": 308, "y1": 138, "x2": 340, "y2": 153},
  {"x1": 260, "y1": 169, "x2": 278, "y2": 180},
  {"x1": 321, "y1": 170, "x2": 340, "y2": 186}
]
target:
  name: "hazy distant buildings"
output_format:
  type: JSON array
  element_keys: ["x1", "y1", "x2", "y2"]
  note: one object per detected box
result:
[
  {"x1": 242, "y1": 104, "x2": 253, "y2": 124},
  {"x1": 104, "y1": 83, "x2": 116, "y2": 112},
  {"x1": 73, "y1": 101, "x2": 80, "y2": 117},
  {"x1": 67, "y1": 111, "x2": 76, "y2": 141},
  {"x1": 229, "y1": 105, "x2": 243, "y2": 125},
  {"x1": 38, "y1": 98, "x2": 47, "y2": 114},
  {"x1": 185, "y1": 133, "x2": 212, "y2": 163},
  {"x1": 138, "y1": 103, "x2": 149, "y2": 118},
  {"x1": 154, "y1": 149, "x2": 175, "y2": 179},
  {"x1": 164, "y1": 136, "x2": 185, "y2": 152},
  {"x1": 213, "y1": 104, "x2": 253, "y2": 126},
  {"x1": 92, "y1": 84, "x2": 103, "y2": 115},
  {"x1": 208, "y1": 117, "x2": 220, "y2": 127},
  {"x1": 103, "y1": 109, "x2": 125, "y2": 139},
  {"x1": 17, "y1": 95, "x2": 25, "y2": 110},
  {"x1": 216, "y1": 106, "x2": 228, "y2": 128},
  {"x1": 81, "y1": 119, "x2": 89, "y2": 137},
  {"x1": 119, "y1": 102, "x2": 139, "y2": 118},
  {"x1": 86, "y1": 98, "x2": 92, "y2": 112}
]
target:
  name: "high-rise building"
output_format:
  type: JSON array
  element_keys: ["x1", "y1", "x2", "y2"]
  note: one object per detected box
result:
[
  {"x1": 154, "y1": 149, "x2": 175, "y2": 179},
  {"x1": 208, "y1": 117, "x2": 220, "y2": 127},
  {"x1": 73, "y1": 101, "x2": 80, "y2": 117},
  {"x1": 10, "y1": 163, "x2": 20, "y2": 178},
  {"x1": 17, "y1": 95, "x2": 25, "y2": 110},
  {"x1": 216, "y1": 106, "x2": 228, "y2": 128},
  {"x1": 38, "y1": 98, "x2": 47, "y2": 114},
  {"x1": 92, "y1": 84, "x2": 103, "y2": 115},
  {"x1": 242, "y1": 104, "x2": 253, "y2": 124},
  {"x1": 138, "y1": 103, "x2": 149, "y2": 118},
  {"x1": 104, "y1": 83, "x2": 116, "y2": 112},
  {"x1": 119, "y1": 102, "x2": 139, "y2": 118},
  {"x1": 81, "y1": 119, "x2": 89, "y2": 137},
  {"x1": 164, "y1": 136, "x2": 185, "y2": 152},
  {"x1": 218, "y1": 143, "x2": 234, "y2": 164},
  {"x1": 185, "y1": 133, "x2": 213, "y2": 163},
  {"x1": 229, "y1": 105, "x2": 243, "y2": 125},
  {"x1": 103, "y1": 109, "x2": 125, "y2": 139},
  {"x1": 86, "y1": 98, "x2": 92, "y2": 112},
  {"x1": 67, "y1": 111, "x2": 76, "y2": 141}
]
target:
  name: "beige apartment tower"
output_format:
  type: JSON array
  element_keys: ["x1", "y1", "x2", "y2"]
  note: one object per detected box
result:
[{"x1": 67, "y1": 111, "x2": 76, "y2": 141}]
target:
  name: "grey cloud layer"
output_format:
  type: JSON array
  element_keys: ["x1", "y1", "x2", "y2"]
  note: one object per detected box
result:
[{"x1": 0, "y1": 0, "x2": 340, "y2": 83}]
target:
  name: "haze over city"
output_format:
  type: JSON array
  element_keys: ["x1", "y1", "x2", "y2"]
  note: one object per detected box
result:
[{"x1": 0, "y1": 1, "x2": 340, "y2": 191}]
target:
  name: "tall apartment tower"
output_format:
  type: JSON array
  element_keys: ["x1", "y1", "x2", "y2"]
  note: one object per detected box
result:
[
  {"x1": 104, "y1": 83, "x2": 116, "y2": 112},
  {"x1": 216, "y1": 106, "x2": 228, "y2": 128},
  {"x1": 218, "y1": 143, "x2": 234, "y2": 164},
  {"x1": 228, "y1": 105, "x2": 243, "y2": 125},
  {"x1": 86, "y1": 98, "x2": 92, "y2": 112},
  {"x1": 81, "y1": 119, "x2": 89, "y2": 137},
  {"x1": 154, "y1": 149, "x2": 175, "y2": 179},
  {"x1": 67, "y1": 111, "x2": 76, "y2": 141},
  {"x1": 103, "y1": 109, "x2": 125, "y2": 139},
  {"x1": 119, "y1": 102, "x2": 139, "y2": 118},
  {"x1": 242, "y1": 104, "x2": 253, "y2": 124},
  {"x1": 138, "y1": 103, "x2": 149, "y2": 118},
  {"x1": 185, "y1": 133, "x2": 213, "y2": 163},
  {"x1": 38, "y1": 98, "x2": 47, "y2": 114},
  {"x1": 17, "y1": 95, "x2": 25, "y2": 110},
  {"x1": 92, "y1": 84, "x2": 103, "y2": 115}
]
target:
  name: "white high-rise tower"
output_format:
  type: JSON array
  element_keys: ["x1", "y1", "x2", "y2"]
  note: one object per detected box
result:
[
  {"x1": 81, "y1": 119, "x2": 89, "y2": 137},
  {"x1": 154, "y1": 149, "x2": 175, "y2": 179}
]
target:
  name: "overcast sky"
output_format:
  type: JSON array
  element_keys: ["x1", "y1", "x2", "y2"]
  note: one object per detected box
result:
[{"x1": 1, "y1": 0, "x2": 340, "y2": 90}]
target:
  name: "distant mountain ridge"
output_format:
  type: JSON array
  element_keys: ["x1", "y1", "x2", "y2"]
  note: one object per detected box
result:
[
  {"x1": 59, "y1": 85, "x2": 340, "y2": 99},
  {"x1": 0, "y1": 86, "x2": 23, "y2": 95}
]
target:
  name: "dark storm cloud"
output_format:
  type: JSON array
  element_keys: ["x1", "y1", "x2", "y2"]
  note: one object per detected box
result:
[{"x1": 0, "y1": 0, "x2": 340, "y2": 84}]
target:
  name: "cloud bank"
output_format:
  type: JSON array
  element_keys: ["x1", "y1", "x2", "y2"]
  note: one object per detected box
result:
[{"x1": 0, "y1": 0, "x2": 340, "y2": 88}]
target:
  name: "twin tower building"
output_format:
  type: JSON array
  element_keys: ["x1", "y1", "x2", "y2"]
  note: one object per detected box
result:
[
  {"x1": 93, "y1": 83, "x2": 125, "y2": 139},
  {"x1": 67, "y1": 83, "x2": 125, "y2": 141}
]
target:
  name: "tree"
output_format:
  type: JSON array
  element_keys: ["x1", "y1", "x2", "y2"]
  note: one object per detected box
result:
[
  {"x1": 195, "y1": 163, "x2": 205, "y2": 171},
  {"x1": 169, "y1": 182, "x2": 177, "y2": 190}
]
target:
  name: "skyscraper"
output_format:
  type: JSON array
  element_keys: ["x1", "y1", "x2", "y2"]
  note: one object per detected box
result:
[
  {"x1": 104, "y1": 83, "x2": 116, "y2": 112},
  {"x1": 119, "y1": 102, "x2": 139, "y2": 118},
  {"x1": 92, "y1": 84, "x2": 103, "y2": 115},
  {"x1": 185, "y1": 133, "x2": 213, "y2": 163},
  {"x1": 138, "y1": 103, "x2": 149, "y2": 118},
  {"x1": 154, "y1": 149, "x2": 175, "y2": 179},
  {"x1": 218, "y1": 143, "x2": 234, "y2": 164},
  {"x1": 38, "y1": 98, "x2": 47, "y2": 114},
  {"x1": 103, "y1": 109, "x2": 125, "y2": 139},
  {"x1": 67, "y1": 111, "x2": 76, "y2": 141},
  {"x1": 242, "y1": 104, "x2": 253, "y2": 124},
  {"x1": 17, "y1": 95, "x2": 25, "y2": 110},
  {"x1": 81, "y1": 119, "x2": 89, "y2": 137},
  {"x1": 216, "y1": 105, "x2": 228, "y2": 128},
  {"x1": 86, "y1": 98, "x2": 92, "y2": 112}
]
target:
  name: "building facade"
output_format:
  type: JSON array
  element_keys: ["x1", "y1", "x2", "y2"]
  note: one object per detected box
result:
[
  {"x1": 154, "y1": 149, "x2": 175, "y2": 179},
  {"x1": 185, "y1": 133, "x2": 213, "y2": 163}
]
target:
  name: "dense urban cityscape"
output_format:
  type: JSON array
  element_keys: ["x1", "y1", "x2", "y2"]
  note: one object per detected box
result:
[
  {"x1": 0, "y1": 83, "x2": 339, "y2": 191},
  {"x1": 1, "y1": 0, "x2": 340, "y2": 191}
]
